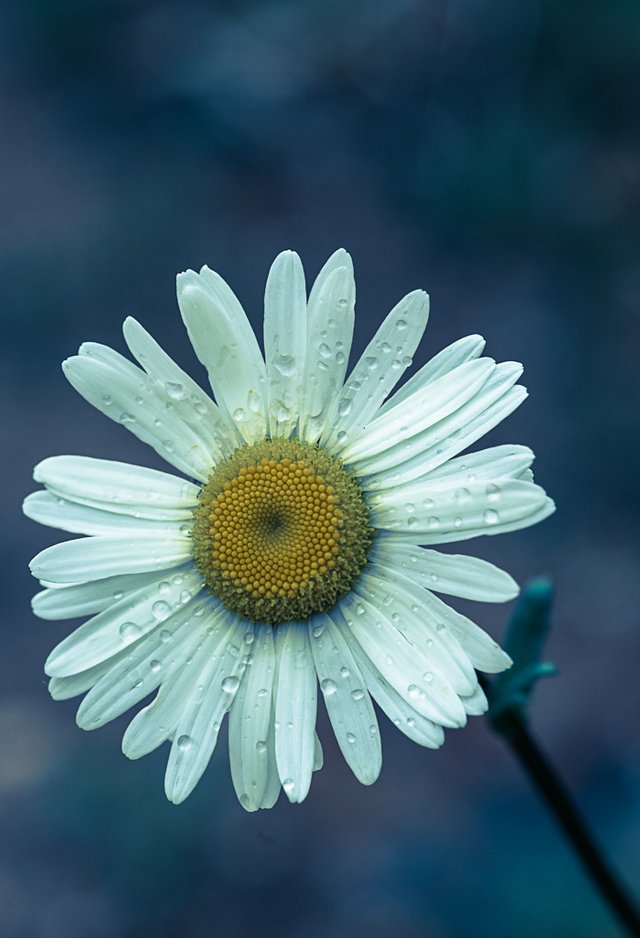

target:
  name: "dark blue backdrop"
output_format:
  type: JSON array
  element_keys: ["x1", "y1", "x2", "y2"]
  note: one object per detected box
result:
[{"x1": 2, "y1": 2, "x2": 639, "y2": 936}]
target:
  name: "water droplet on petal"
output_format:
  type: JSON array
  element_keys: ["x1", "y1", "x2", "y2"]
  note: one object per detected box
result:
[
  {"x1": 165, "y1": 381, "x2": 186, "y2": 401},
  {"x1": 119, "y1": 622, "x2": 141, "y2": 643},
  {"x1": 484, "y1": 509, "x2": 499, "y2": 525},
  {"x1": 152, "y1": 600, "x2": 172, "y2": 621},
  {"x1": 177, "y1": 735, "x2": 192, "y2": 751},
  {"x1": 321, "y1": 678, "x2": 337, "y2": 696},
  {"x1": 222, "y1": 675, "x2": 240, "y2": 694}
]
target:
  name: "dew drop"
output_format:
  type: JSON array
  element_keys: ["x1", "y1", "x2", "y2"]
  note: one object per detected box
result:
[
  {"x1": 159, "y1": 629, "x2": 172, "y2": 643},
  {"x1": 165, "y1": 381, "x2": 186, "y2": 401},
  {"x1": 396, "y1": 319, "x2": 408, "y2": 331},
  {"x1": 484, "y1": 509, "x2": 499, "y2": 525},
  {"x1": 233, "y1": 408, "x2": 246, "y2": 421},
  {"x1": 423, "y1": 671, "x2": 434, "y2": 683},
  {"x1": 339, "y1": 666, "x2": 350, "y2": 679},
  {"x1": 177, "y1": 735, "x2": 192, "y2": 751},
  {"x1": 256, "y1": 740, "x2": 267, "y2": 754},
  {"x1": 318, "y1": 342, "x2": 332, "y2": 359},
  {"x1": 150, "y1": 659, "x2": 162, "y2": 673},
  {"x1": 337, "y1": 399, "x2": 352, "y2": 417},
  {"x1": 346, "y1": 733, "x2": 357, "y2": 744},
  {"x1": 486, "y1": 483, "x2": 502, "y2": 502},
  {"x1": 152, "y1": 600, "x2": 172, "y2": 621},
  {"x1": 222, "y1": 675, "x2": 240, "y2": 694},
  {"x1": 321, "y1": 678, "x2": 337, "y2": 696},
  {"x1": 247, "y1": 389, "x2": 262, "y2": 413},
  {"x1": 351, "y1": 689, "x2": 364, "y2": 701},
  {"x1": 119, "y1": 622, "x2": 141, "y2": 643},
  {"x1": 274, "y1": 355, "x2": 295, "y2": 377},
  {"x1": 282, "y1": 778, "x2": 295, "y2": 794}
]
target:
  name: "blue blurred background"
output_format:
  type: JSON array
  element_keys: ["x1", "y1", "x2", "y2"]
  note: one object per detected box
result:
[{"x1": 2, "y1": 1, "x2": 640, "y2": 936}]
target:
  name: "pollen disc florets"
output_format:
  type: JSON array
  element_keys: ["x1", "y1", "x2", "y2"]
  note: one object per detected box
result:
[{"x1": 192, "y1": 439, "x2": 374, "y2": 625}]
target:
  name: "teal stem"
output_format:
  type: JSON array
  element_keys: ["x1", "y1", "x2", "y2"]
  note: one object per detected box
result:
[{"x1": 483, "y1": 687, "x2": 640, "y2": 937}]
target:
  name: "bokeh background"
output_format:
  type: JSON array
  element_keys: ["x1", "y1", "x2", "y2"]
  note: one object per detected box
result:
[{"x1": 2, "y1": 1, "x2": 640, "y2": 936}]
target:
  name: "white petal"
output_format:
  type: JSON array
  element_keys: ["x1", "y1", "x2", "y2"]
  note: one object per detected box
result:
[
  {"x1": 122, "y1": 317, "x2": 238, "y2": 460},
  {"x1": 342, "y1": 359, "x2": 495, "y2": 463},
  {"x1": 75, "y1": 601, "x2": 200, "y2": 729},
  {"x1": 23, "y1": 491, "x2": 187, "y2": 537},
  {"x1": 461, "y1": 684, "x2": 489, "y2": 715},
  {"x1": 299, "y1": 265, "x2": 355, "y2": 444},
  {"x1": 375, "y1": 582, "x2": 511, "y2": 674},
  {"x1": 256, "y1": 709, "x2": 281, "y2": 810},
  {"x1": 228, "y1": 625, "x2": 276, "y2": 812},
  {"x1": 274, "y1": 622, "x2": 317, "y2": 804},
  {"x1": 422, "y1": 445, "x2": 535, "y2": 486},
  {"x1": 377, "y1": 335, "x2": 486, "y2": 417},
  {"x1": 49, "y1": 655, "x2": 127, "y2": 701},
  {"x1": 360, "y1": 364, "x2": 525, "y2": 484},
  {"x1": 164, "y1": 617, "x2": 251, "y2": 804},
  {"x1": 33, "y1": 456, "x2": 200, "y2": 519},
  {"x1": 30, "y1": 532, "x2": 192, "y2": 585},
  {"x1": 340, "y1": 590, "x2": 466, "y2": 728},
  {"x1": 370, "y1": 478, "x2": 549, "y2": 543},
  {"x1": 32, "y1": 569, "x2": 176, "y2": 620},
  {"x1": 313, "y1": 732, "x2": 324, "y2": 771},
  {"x1": 309, "y1": 614, "x2": 381, "y2": 785},
  {"x1": 371, "y1": 541, "x2": 519, "y2": 602},
  {"x1": 176, "y1": 268, "x2": 268, "y2": 443},
  {"x1": 122, "y1": 604, "x2": 226, "y2": 760},
  {"x1": 44, "y1": 569, "x2": 203, "y2": 677},
  {"x1": 307, "y1": 248, "x2": 354, "y2": 311},
  {"x1": 263, "y1": 250, "x2": 307, "y2": 438},
  {"x1": 63, "y1": 351, "x2": 218, "y2": 481},
  {"x1": 359, "y1": 570, "x2": 477, "y2": 697},
  {"x1": 335, "y1": 611, "x2": 444, "y2": 748},
  {"x1": 321, "y1": 290, "x2": 430, "y2": 452}
]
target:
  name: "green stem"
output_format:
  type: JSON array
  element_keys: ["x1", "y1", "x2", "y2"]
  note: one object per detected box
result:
[{"x1": 487, "y1": 701, "x2": 640, "y2": 937}]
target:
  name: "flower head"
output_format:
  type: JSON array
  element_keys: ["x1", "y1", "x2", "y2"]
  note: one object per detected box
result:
[{"x1": 25, "y1": 249, "x2": 554, "y2": 809}]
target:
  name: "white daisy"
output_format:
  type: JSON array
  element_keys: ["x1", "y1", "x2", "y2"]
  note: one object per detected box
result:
[{"x1": 25, "y1": 249, "x2": 554, "y2": 810}]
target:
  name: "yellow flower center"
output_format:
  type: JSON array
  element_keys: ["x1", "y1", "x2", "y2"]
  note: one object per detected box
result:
[{"x1": 192, "y1": 439, "x2": 373, "y2": 625}]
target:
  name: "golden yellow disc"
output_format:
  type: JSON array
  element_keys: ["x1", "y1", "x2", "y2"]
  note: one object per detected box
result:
[{"x1": 192, "y1": 439, "x2": 373, "y2": 624}]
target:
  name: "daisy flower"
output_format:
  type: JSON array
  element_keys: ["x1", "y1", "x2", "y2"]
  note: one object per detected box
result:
[{"x1": 25, "y1": 249, "x2": 554, "y2": 810}]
